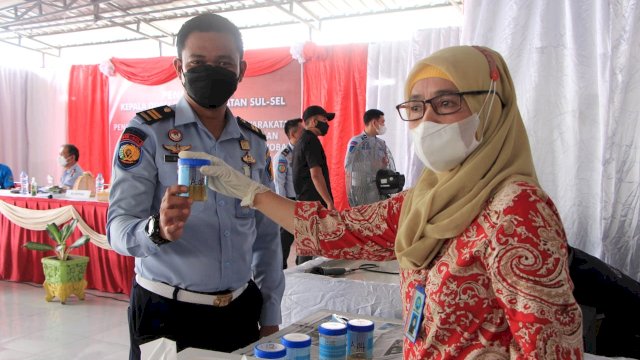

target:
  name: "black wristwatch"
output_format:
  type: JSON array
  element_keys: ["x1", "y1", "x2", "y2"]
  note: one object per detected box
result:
[{"x1": 145, "y1": 213, "x2": 170, "y2": 246}]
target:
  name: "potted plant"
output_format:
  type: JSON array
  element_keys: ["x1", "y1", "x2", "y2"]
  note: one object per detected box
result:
[{"x1": 23, "y1": 219, "x2": 90, "y2": 304}]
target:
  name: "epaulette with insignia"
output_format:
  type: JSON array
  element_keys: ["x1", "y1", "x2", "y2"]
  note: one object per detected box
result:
[
  {"x1": 137, "y1": 105, "x2": 175, "y2": 125},
  {"x1": 237, "y1": 116, "x2": 266, "y2": 141},
  {"x1": 282, "y1": 147, "x2": 291, "y2": 156}
]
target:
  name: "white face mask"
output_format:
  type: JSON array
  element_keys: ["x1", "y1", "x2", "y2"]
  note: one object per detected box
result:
[
  {"x1": 376, "y1": 123, "x2": 387, "y2": 135},
  {"x1": 58, "y1": 156, "x2": 68, "y2": 167},
  {"x1": 410, "y1": 113, "x2": 481, "y2": 172}
]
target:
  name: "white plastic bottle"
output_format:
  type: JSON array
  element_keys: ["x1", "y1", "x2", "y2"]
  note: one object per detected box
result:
[
  {"x1": 95, "y1": 173, "x2": 105, "y2": 193},
  {"x1": 30, "y1": 177, "x2": 37, "y2": 196},
  {"x1": 20, "y1": 171, "x2": 28, "y2": 194}
]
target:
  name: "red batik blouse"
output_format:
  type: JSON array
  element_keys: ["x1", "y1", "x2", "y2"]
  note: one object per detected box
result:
[{"x1": 294, "y1": 181, "x2": 583, "y2": 359}]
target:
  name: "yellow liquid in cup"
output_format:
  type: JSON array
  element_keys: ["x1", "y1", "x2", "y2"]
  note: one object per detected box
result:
[{"x1": 188, "y1": 184, "x2": 207, "y2": 201}]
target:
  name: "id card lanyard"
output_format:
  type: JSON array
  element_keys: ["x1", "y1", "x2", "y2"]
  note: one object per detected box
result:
[{"x1": 404, "y1": 285, "x2": 426, "y2": 343}]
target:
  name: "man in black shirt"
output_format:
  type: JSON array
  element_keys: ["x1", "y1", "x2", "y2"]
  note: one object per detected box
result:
[{"x1": 292, "y1": 105, "x2": 335, "y2": 264}]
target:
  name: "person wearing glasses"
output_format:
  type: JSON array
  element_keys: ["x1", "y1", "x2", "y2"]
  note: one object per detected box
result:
[{"x1": 180, "y1": 46, "x2": 583, "y2": 358}]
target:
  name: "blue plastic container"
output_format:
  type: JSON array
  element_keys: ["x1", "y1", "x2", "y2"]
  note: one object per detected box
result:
[
  {"x1": 254, "y1": 342, "x2": 287, "y2": 359},
  {"x1": 318, "y1": 322, "x2": 347, "y2": 360},
  {"x1": 281, "y1": 333, "x2": 311, "y2": 360},
  {"x1": 346, "y1": 319, "x2": 374, "y2": 359}
]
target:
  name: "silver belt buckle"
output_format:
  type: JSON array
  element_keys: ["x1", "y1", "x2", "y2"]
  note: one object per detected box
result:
[{"x1": 213, "y1": 293, "x2": 233, "y2": 307}]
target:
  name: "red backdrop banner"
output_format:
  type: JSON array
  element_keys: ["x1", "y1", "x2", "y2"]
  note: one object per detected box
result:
[
  {"x1": 110, "y1": 47, "x2": 293, "y2": 86},
  {"x1": 68, "y1": 43, "x2": 367, "y2": 211},
  {"x1": 70, "y1": 47, "x2": 299, "y2": 184},
  {"x1": 302, "y1": 42, "x2": 369, "y2": 210},
  {"x1": 68, "y1": 65, "x2": 110, "y2": 182}
]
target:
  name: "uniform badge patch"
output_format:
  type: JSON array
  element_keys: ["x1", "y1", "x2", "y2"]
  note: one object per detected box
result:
[
  {"x1": 348, "y1": 140, "x2": 358, "y2": 153},
  {"x1": 168, "y1": 129, "x2": 183, "y2": 142},
  {"x1": 163, "y1": 144, "x2": 192, "y2": 154},
  {"x1": 117, "y1": 127, "x2": 147, "y2": 170},
  {"x1": 278, "y1": 163, "x2": 286, "y2": 173},
  {"x1": 242, "y1": 153, "x2": 256, "y2": 165}
]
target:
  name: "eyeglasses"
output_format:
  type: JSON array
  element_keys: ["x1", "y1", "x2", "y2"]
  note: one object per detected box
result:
[{"x1": 395, "y1": 90, "x2": 493, "y2": 121}]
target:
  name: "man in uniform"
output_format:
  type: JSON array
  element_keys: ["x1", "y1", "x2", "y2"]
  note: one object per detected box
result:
[
  {"x1": 107, "y1": 13, "x2": 284, "y2": 360},
  {"x1": 58, "y1": 144, "x2": 83, "y2": 188},
  {"x1": 344, "y1": 109, "x2": 389, "y2": 206},
  {"x1": 274, "y1": 118, "x2": 303, "y2": 268},
  {"x1": 292, "y1": 105, "x2": 335, "y2": 264},
  {"x1": 344, "y1": 109, "x2": 386, "y2": 168}
]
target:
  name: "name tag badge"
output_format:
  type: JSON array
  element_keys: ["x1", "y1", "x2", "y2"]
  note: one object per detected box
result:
[
  {"x1": 164, "y1": 154, "x2": 179, "y2": 163},
  {"x1": 404, "y1": 285, "x2": 426, "y2": 343}
]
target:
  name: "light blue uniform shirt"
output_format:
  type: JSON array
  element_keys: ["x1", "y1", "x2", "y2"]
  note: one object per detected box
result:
[
  {"x1": 345, "y1": 132, "x2": 369, "y2": 168},
  {"x1": 60, "y1": 163, "x2": 83, "y2": 188},
  {"x1": 107, "y1": 98, "x2": 284, "y2": 326},
  {"x1": 274, "y1": 143, "x2": 295, "y2": 198}
]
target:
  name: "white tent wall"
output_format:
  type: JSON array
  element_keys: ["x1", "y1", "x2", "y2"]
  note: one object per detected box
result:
[
  {"x1": 369, "y1": 0, "x2": 640, "y2": 281},
  {"x1": 461, "y1": 0, "x2": 640, "y2": 279},
  {"x1": 0, "y1": 67, "x2": 69, "y2": 186},
  {"x1": 366, "y1": 27, "x2": 462, "y2": 188}
]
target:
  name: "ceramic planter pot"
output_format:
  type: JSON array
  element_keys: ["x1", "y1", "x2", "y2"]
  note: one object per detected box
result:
[{"x1": 41, "y1": 255, "x2": 89, "y2": 304}]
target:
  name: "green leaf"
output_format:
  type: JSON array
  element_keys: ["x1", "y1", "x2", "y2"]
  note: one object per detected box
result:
[
  {"x1": 68, "y1": 235, "x2": 90, "y2": 250},
  {"x1": 23, "y1": 242, "x2": 55, "y2": 252},
  {"x1": 46, "y1": 223, "x2": 62, "y2": 243},
  {"x1": 61, "y1": 219, "x2": 78, "y2": 242}
]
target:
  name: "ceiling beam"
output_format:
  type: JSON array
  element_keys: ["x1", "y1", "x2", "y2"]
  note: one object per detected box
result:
[
  {"x1": 0, "y1": 37, "x2": 60, "y2": 57},
  {"x1": 269, "y1": 0, "x2": 319, "y2": 31},
  {"x1": 0, "y1": 0, "x2": 460, "y2": 51}
]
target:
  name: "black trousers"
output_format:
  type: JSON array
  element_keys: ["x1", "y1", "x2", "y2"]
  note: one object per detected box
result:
[
  {"x1": 128, "y1": 278, "x2": 262, "y2": 360},
  {"x1": 280, "y1": 227, "x2": 294, "y2": 269}
]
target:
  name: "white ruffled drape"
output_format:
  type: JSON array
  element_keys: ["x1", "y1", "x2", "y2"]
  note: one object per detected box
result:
[
  {"x1": 461, "y1": 0, "x2": 640, "y2": 280},
  {"x1": 0, "y1": 200, "x2": 110, "y2": 249},
  {"x1": 0, "y1": 66, "x2": 69, "y2": 186},
  {"x1": 366, "y1": 27, "x2": 461, "y2": 187},
  {"x1": 367, "y1": 0, "x2": 640, "y2": 280}
]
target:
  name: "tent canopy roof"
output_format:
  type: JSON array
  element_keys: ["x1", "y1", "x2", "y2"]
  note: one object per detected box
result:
[{"x1": 0, "y1": 0, "x2": 463, "y2": 56}]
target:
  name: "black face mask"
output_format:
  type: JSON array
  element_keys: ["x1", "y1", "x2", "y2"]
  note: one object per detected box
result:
[
  {"x1": 316, "y1": 121, "x2": 329, "y2": 136},
  {"x1": 182, "y1": 65, "x2": 238, "y2": 109}
]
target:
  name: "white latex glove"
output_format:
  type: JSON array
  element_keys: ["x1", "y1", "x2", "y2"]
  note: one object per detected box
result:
[{"x1": 179, "y1": 151, "x2": 269, "y2": 208}]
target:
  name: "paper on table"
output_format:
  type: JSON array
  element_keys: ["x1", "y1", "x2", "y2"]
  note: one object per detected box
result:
[{"x1": 141, "y1": 338, "x2": 178, "y2": 360}]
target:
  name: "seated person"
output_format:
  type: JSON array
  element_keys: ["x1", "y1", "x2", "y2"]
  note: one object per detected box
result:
[
  {"x1": 58, "y1": 144, "x2": 83, "y2": 189},
  {"x1": 0, "y1": 163, "x2": 14, "y2": 189}
]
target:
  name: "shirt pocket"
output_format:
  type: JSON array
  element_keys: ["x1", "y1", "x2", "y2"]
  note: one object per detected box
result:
[
  {"x1": 157, "y1": 162, "x2": 178, "y2": 187},
  {"x1": 234, "y1": 168, "x2": 261, "y2": 218},
  {"x1": 235, "y1": 200, "x2": 255, "y2": 218}
]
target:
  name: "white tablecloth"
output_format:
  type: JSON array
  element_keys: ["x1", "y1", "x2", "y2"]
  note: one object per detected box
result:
[{"x1": 281, "y1": 257, "x2": 402, "y2": 328}]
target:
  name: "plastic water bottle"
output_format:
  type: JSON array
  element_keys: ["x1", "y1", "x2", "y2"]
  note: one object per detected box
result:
[
  {"x1": 95, "y1": 173, "x2": 104, "y2": 193},
  {"x1": 20, "y1": 171, "x2": 28, "y2": 194},
  {"x1": 30, "y1": 177, "x2": 37, "y2": 196},
  {"x1": 47, "y1": 174, "x2": 54, "y2": 187}
]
